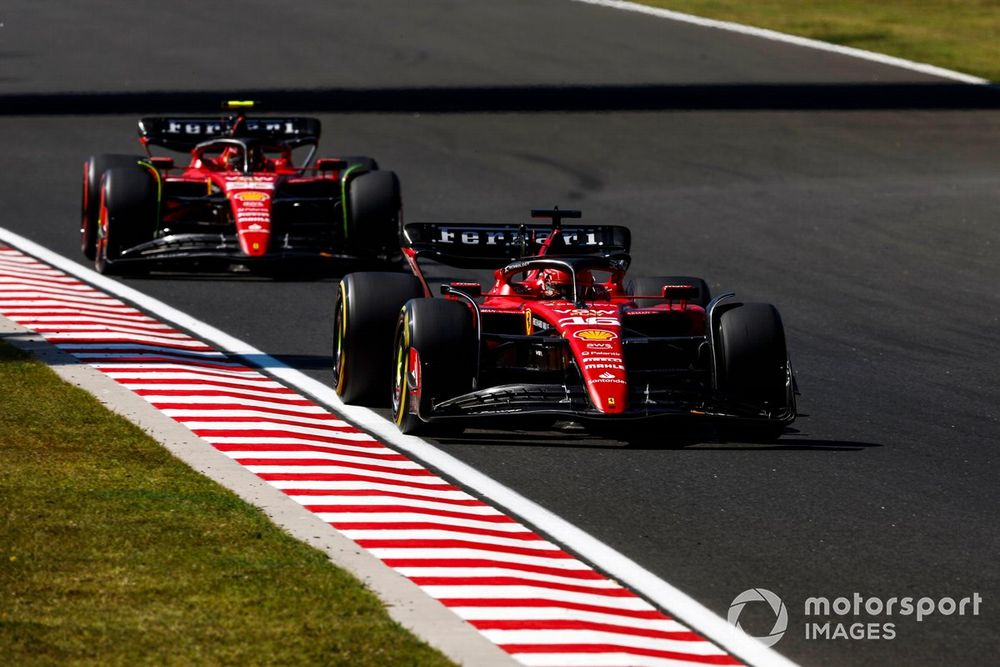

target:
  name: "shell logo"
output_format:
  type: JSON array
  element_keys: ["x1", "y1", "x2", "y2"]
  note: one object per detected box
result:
[
  {"x1": 574, "y1": 329, "x2": 617, "y2": 341},
  {"x1": 235, "y1": 191, "x2": 270, "y2": 201}
]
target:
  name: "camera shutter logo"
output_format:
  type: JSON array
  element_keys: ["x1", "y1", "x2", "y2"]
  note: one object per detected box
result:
[{"x1": 728, "y1": 588, "x2": 788, "y2": 647}]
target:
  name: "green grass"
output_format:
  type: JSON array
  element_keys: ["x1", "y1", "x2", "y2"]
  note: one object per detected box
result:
[
  {"x1": 0, "y1": 340, "x2": 454, "y2": 666},
  {"x1": 638, "y1": 1, "x2": 1000, "y2": 81}
]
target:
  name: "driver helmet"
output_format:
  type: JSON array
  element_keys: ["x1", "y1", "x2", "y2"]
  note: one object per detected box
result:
[
  {"x1": 538, "y1": 268, "x2": 588, "y2": 299},
  {"x1": 247, "y1": 146, "x2": 270, "y2": 171},
  {"x1": 222, "y1": 147, "x2": 245, "y2": 172}
]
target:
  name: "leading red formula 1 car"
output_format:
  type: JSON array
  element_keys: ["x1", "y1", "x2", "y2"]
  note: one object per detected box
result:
[
  {"x1": 81, "y1": 102, "x2": 402, "y2": 274},
  {"x1": 334, "y1": 209, "x2": 796, "y2": 439}
]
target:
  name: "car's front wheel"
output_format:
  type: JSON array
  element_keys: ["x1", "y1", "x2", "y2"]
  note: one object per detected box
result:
[
  {"x1": 391, "y1": 298, "x2": 476, "y2": 435},
  {"x1": 94, "y1": 166, "x2": 157, "y2": 275},
  {"x1": 715, "y1": 302, "x2": 795, "y2": 440},
  {"x1": 81, "y1": 154, "x2": 145, "y2": 260}
]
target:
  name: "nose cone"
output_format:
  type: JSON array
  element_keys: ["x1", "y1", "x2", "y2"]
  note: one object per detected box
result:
[
  {"x1": 230, "y1": 190, "x2": 272, "y2": 257},
  {"x1": 567, "y1": 329, "x2": 628, "y2": 414}
]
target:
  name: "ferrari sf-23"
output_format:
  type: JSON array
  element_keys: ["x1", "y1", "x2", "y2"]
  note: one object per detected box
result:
[
  {"x1": 81, "y1": 102, "x2": 402, "y2": 274},
  {"x1": 334, "y1": 208, "x2": 797, "y2": 439}
]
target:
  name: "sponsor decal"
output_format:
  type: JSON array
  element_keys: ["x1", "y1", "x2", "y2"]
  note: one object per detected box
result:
[
  {"x1": 166, "y1": 120, "x2": 227, "y2": 135},
  {"x1": 584, "y1": 342, "x2": 614, "y2": 350},
  {"x1": 531, "y1": 317, "x2": 550, "y2": 331},
  {"x1": 598, "y1": 372, "x2": 616, "y2": 379},
  {"x1": 164, "y1": 119, "x2": 301, "y2": 135},
  {"x1": 580, "y1": 354, "x2": 623, "y2": 361},
  {"x1": 434, "y1": 227, "x2": 602, "y2": 246},
  {"x1": 574, "y1": 329, "x2": 618, "y2": 341},
  {"x1": 225, "y1": 176, "x2": 275, "y2": 191},
  {"x1": 234, "y1": 191, "x2": 270, "y2": 202},
  {"x1": 559, "y1": 316, "x2": 620, "y2": 326},
  {"x1": 554, "y1": 308, "x2": 617, "y2": 316},
  {"x1": 583, "y1": 363, "x2": 625, "y2": 370},
  {"x1": 589, "y1": 378, "x2": 627, "y2": 385},
  {"x1": 226, "y1": 182, "x2": 274, "y2": 191}
]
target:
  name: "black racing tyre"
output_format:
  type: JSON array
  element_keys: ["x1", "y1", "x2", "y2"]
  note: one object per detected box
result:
[
  {"x1": 334, "y1": 272, "x2": 424, "y2": 405},
  {"x1": 340, "y1": 155, "x2": 380, "y2": 172},
  {"x1": 81, "y1": 154, "x2": 145, "y2": 260},
  {"x1": 346, "y1": 170, "x2": 402, "y2": 255},
  {"x1": 716, "y1": 302, "x2": 793, "y2": 439},
  {"x1": 392, "y1": 298, "x2": 476, "y2": 435},
  {"x1": 94, "y1": 166, "x2": 157, "y2": 275},
  {"x1": 629, "y1": 276, "x2": 711, "y2": 308}
]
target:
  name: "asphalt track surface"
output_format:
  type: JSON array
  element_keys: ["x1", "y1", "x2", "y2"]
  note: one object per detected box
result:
[{"x1": 3, "y1": 1, "x2": 999, "y2": 664}]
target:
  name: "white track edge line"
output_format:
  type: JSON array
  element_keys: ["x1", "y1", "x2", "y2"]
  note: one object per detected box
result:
[
  {"x1": 0, "y1": 227, "x2": 796, "y2": 667},
  {"x1": 568, "y1": 0, "x2": 989, "y2": 85}
]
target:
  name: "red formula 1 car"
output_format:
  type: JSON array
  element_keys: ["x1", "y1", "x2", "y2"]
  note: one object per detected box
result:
[
  {"x1": 81, "y1": 102, "x2": 402, "y2": 274},
  {"x1": 334, "y1": 209, "x2": 797, "y2": 439}
]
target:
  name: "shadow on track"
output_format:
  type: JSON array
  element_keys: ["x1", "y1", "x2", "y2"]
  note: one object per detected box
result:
[
  {"x1": 3, "y1": 82, "x2": 999, "y2": 115},
  {"x1": 434, "y1": 427, "x2": 882, "y2": 452}
]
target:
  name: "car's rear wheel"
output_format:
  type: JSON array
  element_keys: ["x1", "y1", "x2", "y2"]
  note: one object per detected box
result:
[
  {"x1": 392, "y1": 299, "x2": 476, "y2": 435},
  {"x1": 629, "y1": 275, "x2": 711, "y2": 308},
  {"x1": 334, "y1": 272, "x2": 425, "y2": 405},
  {"x1": 81, "y1": 154, "x2": 145, "y2": 260},
  {"x1": 715, "y1": 302, "x2": 795, "y2": 440},
  {"x1": 345, "y1": 170, "x2": 402, "y2": 257},
  {"x1": 94, "y1": 166, "x2": 157, "y2": 275}
]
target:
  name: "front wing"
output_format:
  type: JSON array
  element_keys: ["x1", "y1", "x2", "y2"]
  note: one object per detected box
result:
[
  {"x1": 425, "y1": 382, "x2": 796, "y2": 426},
  {"x1": 113, "y1": 232, "x2": 356, "y2": 268}
]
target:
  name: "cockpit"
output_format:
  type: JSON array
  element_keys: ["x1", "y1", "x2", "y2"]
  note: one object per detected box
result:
[{"x1": 193, "y1": 138, "x2": 292, "y2": 173}]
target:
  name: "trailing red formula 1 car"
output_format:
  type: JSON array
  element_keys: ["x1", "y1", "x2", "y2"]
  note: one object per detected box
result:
[
  {"x1": 334, "y1": 208, "x2": 797, "y2": 439},
  {"x1": 81, "y1": 102, "x2": 402, "y2": 274}
]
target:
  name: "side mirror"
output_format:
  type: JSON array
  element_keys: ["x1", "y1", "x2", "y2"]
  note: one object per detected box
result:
[
  {"x1": 149, "y1": 156, "x2": 174, "y2": 169},
  {"x1": 662, "y1": 284, "x2": 698, "y2": 301},
  {"x1": 442, "y1": 281, "x2": 482, "y2": 297},
  {"x1": 316, "y1": 158, "x2": 349, "y2": 171}
]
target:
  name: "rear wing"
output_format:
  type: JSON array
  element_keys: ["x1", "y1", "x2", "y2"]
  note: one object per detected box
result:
[
  {"x1": 403, "y1": 222, "x2": 631, "y2": 268},
  {"x1": 138, "y1": 116, "x2": 322, "y2": 151}
]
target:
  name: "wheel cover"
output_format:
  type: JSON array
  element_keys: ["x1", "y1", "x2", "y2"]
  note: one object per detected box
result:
[
  {"x1": 333, "y1": 286, "x2": 348, "y2": 394},
  {"x1": 392, "y1": 337, "x2": 409, "y2": 425},
  {"x1": 392, "y1": 317, "x2": 419, "y2": 426},
  {"x1": 80, "y1": 162, "x2": 92, "y2": 253},
  {"x1": 95, "y1": 193, "x2": 110, "y2": 272}
]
